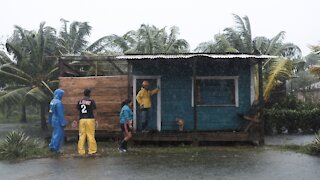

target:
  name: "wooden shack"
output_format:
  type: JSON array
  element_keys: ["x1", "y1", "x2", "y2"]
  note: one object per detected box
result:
[{"x1": 58, "y1": 54, "x2": 276, "y2": 144}]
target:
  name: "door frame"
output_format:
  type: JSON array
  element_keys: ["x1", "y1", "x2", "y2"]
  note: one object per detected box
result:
[{"x1": 133, "y1": 75, "x2": 161, "y2": 131}]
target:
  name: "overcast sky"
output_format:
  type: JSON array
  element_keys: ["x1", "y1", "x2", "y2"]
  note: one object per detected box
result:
[{"x1": 1, "y1": 0, "x2": 319, "y2": 55}]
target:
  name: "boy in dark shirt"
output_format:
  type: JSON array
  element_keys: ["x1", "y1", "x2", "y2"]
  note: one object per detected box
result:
[{"x1": 73, "y1": 88, "x2": 98, "y2": 156}]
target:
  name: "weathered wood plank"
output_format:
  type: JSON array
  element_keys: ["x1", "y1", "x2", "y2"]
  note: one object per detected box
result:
[
  {"x1": 64, "y1": 103, "x2": 122, "y2": 113},
  {"x1": 62, "y1": 95, "x2": 127, "y2": 104},
  {"x1": 60, "y1": 76, "x2": 128, "y2": 88},
  {"x1": 61, "y1": 76, "x2": 128, "y2": 132},
  {"x1": 62, "y1": 88, "x2": 128, "y2": 97}
]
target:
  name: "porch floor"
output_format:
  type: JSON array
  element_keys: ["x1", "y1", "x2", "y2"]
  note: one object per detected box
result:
[{"x1": 65, "y1": 130, "x2": 255, "y2": 143}]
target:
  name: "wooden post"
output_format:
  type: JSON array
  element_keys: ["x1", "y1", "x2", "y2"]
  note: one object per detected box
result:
[
  {"x1": 192, "y1": 58, "x2": 197, "y2": 131},
  {"x1": 95, "y1": 60, "x2": 98, "y2": 76},
  {"x1": 127, "y1": 61, "x2": 132, "y2": 99},
  {"x1": 258, "y1": 60, "x2": 265, "y2": 145},
  {"x1": 58, "y1": 57, "x2": 63, "y2": 77}
]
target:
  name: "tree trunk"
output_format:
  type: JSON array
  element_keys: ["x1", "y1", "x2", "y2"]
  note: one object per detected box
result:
[
  {"x1": 5, "y1": 106, "x2": 11, "y2": 119},
  {"x1": 40, "y1": 103, "x2": 48, "y2": 131},
  {"x1": 20, "y1": 104, "x2": 27, "y2": 123}
]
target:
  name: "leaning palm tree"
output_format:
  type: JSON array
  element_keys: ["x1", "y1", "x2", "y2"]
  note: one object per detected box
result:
[{"x1": 0, "y1": 22, "x2": 59, "y2": 129}]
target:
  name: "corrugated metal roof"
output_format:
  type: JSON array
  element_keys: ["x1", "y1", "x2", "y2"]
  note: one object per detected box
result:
[{"x1": 116, "y1": 54, "x2": 277, "y2": 60}]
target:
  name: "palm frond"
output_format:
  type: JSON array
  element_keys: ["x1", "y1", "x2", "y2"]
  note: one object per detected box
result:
[
  {"x1": 310, "y1": 44, "x2": 320, "y2": 54},
  {"x1": 223, "y1": 27, "x2": 244, "y2": 52},
  {"x1": 41, "y1": 81, "x2": 54, "y2": 95},
  {"x1": 266, "y1": 31, "x2": 286, "y2": 55},
  {"x1": 264, "y1": 58, "x2": 293, "y2": 101},
  {"x1": 86, "y1": 36, "x2": 109, "y2": 53},
  {"x1": 0, "y1": 51, "x2": 13, "y2": 65},
  {"x1": 0, "y1": 63, "x2": 32, "y2": 80},
  {"x1": 253, "y1": 36, "x2": 269, "y2": 54},
  {"x1": 26, "y1": 87, "x2": 50, "y2": 102},
  {"x1": 46, "y1": 67, "x2": 59, "y2": 80},
  {"x1": 280, "y1": 43, "x2": 302, "y2": 60},
  {"x1": 231, "y1": 14, "x2": 252, "y2": 53},
  {"x1": 309, "y1": 65, "x2": 320, "y2": 78},
  {"x1": 0, "y1": 69, "x2": 31, "y2": 85},
  {"x1": 194, "y1": 41, "x2": 216, "y2": 53},
  {"x1": 242, "y1": 15, "x2": 252, "y2": 52},
  {"x1": 5, "y1": 43, "x2": 22, "y2": 61},
  {"x1": 0, "y1": 87, "x2": 30, "y2": 107},
  {"x1": 215, "y1": 34, "x2": 238, "y2": 53}
]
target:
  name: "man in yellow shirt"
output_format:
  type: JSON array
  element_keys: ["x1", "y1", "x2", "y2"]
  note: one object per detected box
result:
[{"x1": 136, "y1": 80, "x2": 160, "y2": 131}]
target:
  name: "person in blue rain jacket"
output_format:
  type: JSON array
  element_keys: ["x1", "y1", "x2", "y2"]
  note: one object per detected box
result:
[
  {"x1": 48, "y1": 89, "x2": 67, "y2": 153},
  {"x1": 118, "y1": 99, "x2": 133, "y2": 152}
]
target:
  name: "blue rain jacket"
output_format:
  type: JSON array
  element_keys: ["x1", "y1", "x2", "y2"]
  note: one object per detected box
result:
[
  {"x1": 48, "y1": 89, "x2": 66, "y2": 152},
  {"x1": 120, "y1": 105, "x2": 133, "y2": 124}
]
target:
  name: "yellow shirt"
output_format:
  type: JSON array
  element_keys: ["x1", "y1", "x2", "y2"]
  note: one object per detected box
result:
[{"x1": 136, "y1": 87, "x2": 159, "y2": 108}]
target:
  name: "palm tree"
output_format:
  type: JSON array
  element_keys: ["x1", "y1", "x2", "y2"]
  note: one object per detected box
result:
[
  {"x1": 57, "y1": 19, "x2": 128, "y2": 76},
  {"x1": 310, "y1": 44, "x2": 320, "y2": 54},
  {"x1": 88, "y1": 31, "x2": 137, "y2": 55},
  {"x1": 195, "y1": 14, "x2": 302, "y2": 101},
  {"x1": 100, "y1": 24, "x2": 189, "y2": 54},
  {"x1": 194, "y1": 33, "x2": 238, "y2": 53},
  {"x1": 308, "y1": 43, "x2": 320, "y2": 78},
  {"x1": 58, "y1": 19, "x2": 115, "y2": 55},
  {"x1": 0, "y1": 22, "x2": 58, "y2": 129},
  {"x1": 223, "y1": 14, "x2": 253, "y2": 53},
  {"x1": 58, "y1": 19, "x2": 91, "y2": 55},
  {"x1": 134, "y1": 24, "x2": 189, "y2": 54}
]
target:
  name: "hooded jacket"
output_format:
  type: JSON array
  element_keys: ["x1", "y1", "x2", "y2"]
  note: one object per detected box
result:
[
  {"x1": 136, "y1": 87, "x2": 159, "y2": 109},
  {"x1": 49, "y1": 89, "x2": 66, "y2": 127}
]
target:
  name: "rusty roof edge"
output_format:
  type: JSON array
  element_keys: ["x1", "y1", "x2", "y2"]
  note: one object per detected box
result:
[
  {"x1": 56, "y1": 54, "x2": 278, "y2": 61},
  {"x1": 116, "y1": 54, "x2": 278, "y2": 60}
]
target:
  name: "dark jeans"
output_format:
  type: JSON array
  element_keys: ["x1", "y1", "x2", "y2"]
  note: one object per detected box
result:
[{"x1": 140, "y1": 108, "x2": 149, "y2": 130}]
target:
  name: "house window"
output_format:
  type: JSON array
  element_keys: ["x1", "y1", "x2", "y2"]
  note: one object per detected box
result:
[{"x1": 192, "y1": 76, "x2": 239, "y2": 107}]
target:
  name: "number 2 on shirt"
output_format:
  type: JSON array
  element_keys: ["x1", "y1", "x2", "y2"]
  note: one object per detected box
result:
[{"x1": 81, "y1": 104, "x2": 87, "y2": 113}]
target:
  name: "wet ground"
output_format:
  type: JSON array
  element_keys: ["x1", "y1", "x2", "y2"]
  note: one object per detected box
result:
[
  {"x1": 265, "y1": 134, "x2": 315, "y2": 145},
  {"x1": 0, "y1": 123, "x2": 319, "y2": 180},
  {"x1": 0, "y1": 123, "x2": 23, "y2": 137},
  {"x1": 0, "y1": 147, "x2": 320, "y2": 180}
]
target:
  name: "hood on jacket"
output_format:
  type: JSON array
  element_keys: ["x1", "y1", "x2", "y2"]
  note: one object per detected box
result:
[{"x1": 53, "y1": 89, "x2": 64, "y2": 100}]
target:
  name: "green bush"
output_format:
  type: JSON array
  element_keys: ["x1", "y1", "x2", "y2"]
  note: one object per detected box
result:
[
  {"x1": 0, "y1": 130, "x2": 47, "y2": 160},
  {"x1": 263, "y1": 108, "x2": 320, "y2": 134},
  {"x1": 306, "y1": 131, "x2": 320, "y2": 155},
  {"x1": 263, "y1": 94, "x2": 320, "y2": 134}
]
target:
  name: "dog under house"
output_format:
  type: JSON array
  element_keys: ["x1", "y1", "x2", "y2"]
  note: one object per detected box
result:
[{"x1": 57, "y1": 53, "x2": 275, "y2": 144}]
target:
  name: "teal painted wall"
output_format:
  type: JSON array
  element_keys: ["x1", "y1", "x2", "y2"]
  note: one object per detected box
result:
[{"x1": 132, "y1": 58, "x2": 252, "y2": 131}]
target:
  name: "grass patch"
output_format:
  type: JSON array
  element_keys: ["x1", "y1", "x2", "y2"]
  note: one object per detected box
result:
[
  {"x1": 268, "y1": 132, "x2": 320, "y2": 156},
  {"x1": 0, "y1": 114, "x2": 40, "y2": 123},
  {"x1": 270, "y1": 144, "x2": 311, "y2": 154}
]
